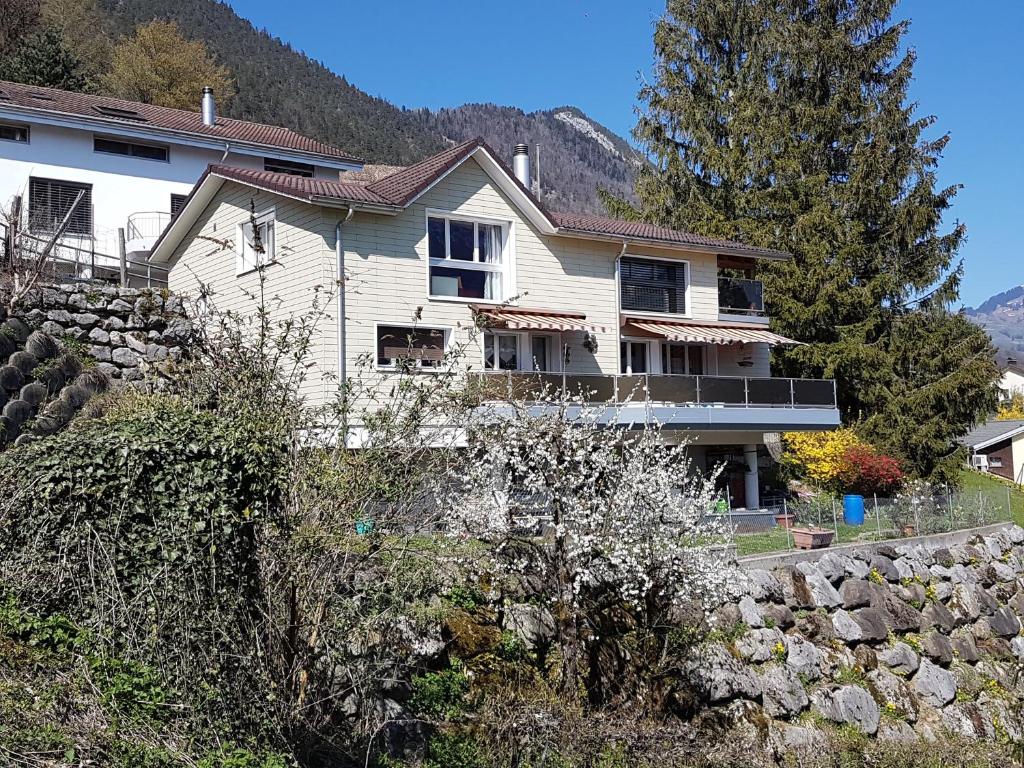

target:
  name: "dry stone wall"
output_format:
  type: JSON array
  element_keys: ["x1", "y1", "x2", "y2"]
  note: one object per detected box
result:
[
  {"x1": 3, "y1": 283, "x2": 192, "y2": 383},
  {"x1": 695, "y1": 525, "x2": 1024, "y2": 751}
]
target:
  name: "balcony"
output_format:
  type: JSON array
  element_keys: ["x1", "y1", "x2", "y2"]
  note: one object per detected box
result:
[
  {"x1": 469, "y1": 371, "x2": 840, "y2": 431},
  {"x1": 125, "y1": 211, "x2": 172, "y2": 255},
  {"x1": 718, "y1": 277, "x2": 764, "y2": 316}
]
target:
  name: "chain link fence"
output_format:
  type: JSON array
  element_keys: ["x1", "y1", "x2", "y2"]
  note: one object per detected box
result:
[{"x1": 729, "y1": 485, "x2": 1021, "y2": 557}]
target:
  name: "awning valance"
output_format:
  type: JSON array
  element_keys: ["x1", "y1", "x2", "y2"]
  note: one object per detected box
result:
[
  {"x1": 473, "y1": 306, "x2": 607, "y2": 334},
  {"x1": 624, "y1": 319, "x2": 802, "y2": 346}
]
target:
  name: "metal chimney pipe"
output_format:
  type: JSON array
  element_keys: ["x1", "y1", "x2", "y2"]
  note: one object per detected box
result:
[
  {"x1": 201, "y1": 87, "x2": 216, "y2": 126},
  {"x1": 513, "y1": 143, "x2": 531, "y2": 190}
]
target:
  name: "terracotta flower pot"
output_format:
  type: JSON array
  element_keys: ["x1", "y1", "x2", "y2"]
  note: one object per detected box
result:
[
  {"x1": 774, "y1": 512, "x2": 796, "y2": 530},
  {"x1": 791, "y1": 526, "x2": 834, "y2": 550},
  {"x1": 901, "y1": 524, "x2": 916, "y2": 537}
]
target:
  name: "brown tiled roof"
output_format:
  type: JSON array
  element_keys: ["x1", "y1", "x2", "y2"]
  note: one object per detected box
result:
[
  {"x1": 0, "y1": 80, "x2": 360, "y2": 163},
  {"x1": 207, "y1": 165, "x2": 391, "y2": 205},
  {"x1": 179, "y1": 138, "x2": 790, "y2": 260},
  {"x1": 550, "y1": 211, "x2": 790, "y2": 259}
]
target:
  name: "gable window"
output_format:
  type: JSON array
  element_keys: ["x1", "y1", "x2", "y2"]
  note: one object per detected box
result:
[
  {"x1": 0, "y1": 122, "x2": 28, "y2": 143},
  {"x1": 427, "y1": 214, "x2": 505, "y2": 301},
  {"x1": 235, "y1": 209, "x2": 275, "y2": 275},
  {"x1": 620, "y1": 256, "x2": 688, "y2": 315},
  {"x1": 94, "y1": 136, "x2": 168, "y2": 162},
  {"x1": 264, "y1": 158, "x2": 315, "y2": 177},
  {"x1": 28, "y1": 177, "x2": 92, "y2": 235},
  {"x1": 377, "y1": 325, "x2": 447, "y2": 369}
]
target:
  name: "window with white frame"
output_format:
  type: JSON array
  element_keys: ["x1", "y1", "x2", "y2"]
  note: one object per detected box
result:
[
  {"x1": 530, "y1": 335, "x2": 555, "y2": 372},
  {"x1": 620, "y1": 256, "x2": 688, "y2": 315},
  {"x1": 377, "y1": 325, "x2": 447, "y2": 369},
  {"x1": 989, "y1": 456, "x2": 1004, "y2": 468},
  {"x1": 0, "y1": 122, "x2": 28, "y2": 143},
  {"x1": 483, "y1": 332, "x2": 519, "y2": 370},
  {"x1": 483, "y1": 332, "x2": 558, "y2": 372},
  {"x1": 236, "y1": 209, "x2": 275, "y2": 275},
  {"x1": 620, "y1": 340, "x2": 649, "y2": 374},
  {"x1": 427, "y1": 214, "x2": 506, "y2": 301},
  {"x1": 661, "y1": 342, "x2": 705, "y2": 375}
]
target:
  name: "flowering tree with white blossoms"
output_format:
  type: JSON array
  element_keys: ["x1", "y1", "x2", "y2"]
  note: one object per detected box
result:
[{"x1": 449, "y1": 392, "x2": 736, "y2": 694}]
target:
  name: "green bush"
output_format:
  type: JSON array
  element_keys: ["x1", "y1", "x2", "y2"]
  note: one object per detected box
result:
[
  {"x1": 410, "y1": 664, "x2": 470, "y2": 720},
  {"x1": 424, "y1": 733, "x2": 486, "y2": 768}
]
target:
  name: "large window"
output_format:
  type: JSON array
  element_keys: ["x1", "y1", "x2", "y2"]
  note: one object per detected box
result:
[
  {"x1": 94, "y1": 136, "x2": 168, "y2": 162},
  {"x1": 662, "y1": 343, "x2": 704, "y2": 375},
  {"x1": 620, "y1": 340, "x2": 649, "y2": 375},
  {"x1": 235, "y1": 210, "x2": 275, "y2": 275},
  {"x1": 620, "y1": 256, "x2": 688, "y2": 314},
  {"x1": 427, "y1": 214, "x2": 505, "y2": 301},
  {"x1": 264, "y1": 157, "x2": 315, "y2": 177},
  {"x1": 0, "y1": 122, "x2": 28, "y2": 143},
  {"x1": 28, "y1": 177, "x2": 92, "y2": 235},
  {"x1": 377, "y1": 325, "x2": 447, "y2": 369},
  {"x1": 483, "y1": 332, "x2": 519, "y2": 370}
]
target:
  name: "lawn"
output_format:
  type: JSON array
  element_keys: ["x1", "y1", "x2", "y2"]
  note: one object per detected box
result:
[{"x1": 734, "y1": 468, "x2": 1024, "y2": 558}]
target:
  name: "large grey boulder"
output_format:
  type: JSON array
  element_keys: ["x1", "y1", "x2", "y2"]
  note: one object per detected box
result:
[
  {"x1": 776, "y1": 566, "x2": 815, "y2": 609},
  {"x1": 871, "y1": 589, "x2": 924, "y2": 633},
  {"x1": 737, "y1": 595, "x2": 764, "y2": 629},
  {"x1": 762, "y1": 603, "x2": 796, "y2": 630},
  {"x1": 876, "y1": 720, "x2": 918, "y2": 743},
  {"x1": 811, "y1": 685, "x2": 880, "y2": 735},
  {"x1": 920, "y1": 631, "x2": 954, "y2": 666},
  {"x1": 795, "y1": 562, "x2": 843, "y2": 608},
  {"x1": 941, "y1": 702, "x2": 995, "y2": 740},
  {"x1": 839, "y1": 579, "x2": 875, "y2": 610},
  {"x1": 868, "y1": 667, "x2": 919, "y2": 722},
  {"x1": 682, "y1": 643, "x2": 761, "y2": 703},
  {"x1": 922, "y1": 600, "x2": 956, "y2": 634},
  {"x1": 851, "y1": 607, "x2": 890, "y2": 642},
  {"x1": 985, "y1": 606, "x2": 1021, "y2": 638},
  {"x1": 784, "y1": 635, "x2": 823, "y2": 681},
  {"x1": 951, "y1": 631, "x2": 980, "y2": 664},
  {"x1": 869, "y1": 555, "x2": 900, "y2": 583},
  {"x1": 878, "y1": 642, "x2": 919, "y2": 675},
  {"x1": 832, "y1": 609, "x2": 863, "y2": 644},
  {"x1": 735, "y1": 627, "x2": 785, "y2": 663},
  {"x1": 743, "y1": 568, "x2": 782, "y2": 602},
  {"x1": 912, "y1": 658, "x2": 957, "y2": 707},
  {"x1": 1011, "y1": 636, "x2": 1024, "y2": 661},
  {"x1": 504, "y1": 603, "x2": 555, "y2": 652},
  {"x1": 948, "y1": 583, "x2": 982, "y2": 626},
  {"x1": 761, "y1": 665, "x2": 809, "y2": 718}
]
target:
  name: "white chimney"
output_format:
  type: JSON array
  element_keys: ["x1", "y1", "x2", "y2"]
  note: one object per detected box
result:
[
  {"x1": 201, "y1": 87, "x2": 216, "y2": 126},
  {"x1": 513, "y1": 143, "x2": 531, "y2": 190}
]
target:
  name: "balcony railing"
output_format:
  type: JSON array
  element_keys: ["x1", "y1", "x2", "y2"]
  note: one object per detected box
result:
[
  {"x1": 718, "y1": 277, "x2": 764, "y2": 315},
  {"x1": 126, "y1": 211, "x2": 172, "y2": 244},
  {"x1": 470, "y1": 372, "x2": 837, "y2": 409}
]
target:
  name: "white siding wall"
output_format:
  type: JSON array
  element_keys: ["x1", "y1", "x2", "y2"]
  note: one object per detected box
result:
[
  {"x1": 0, "y1": 119, "x2": 348, "y2": 265},
  {"x1": 167, "y1": 157, "x2": 776, "y2": 410},
  {"x1": 167, "y1": 185, "x2": 334, "y2": 404}
]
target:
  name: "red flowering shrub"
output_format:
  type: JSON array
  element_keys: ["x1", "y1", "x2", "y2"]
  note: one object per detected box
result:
[{"x1": 840, "y1": 444, "x2": 904, "y2": 496}]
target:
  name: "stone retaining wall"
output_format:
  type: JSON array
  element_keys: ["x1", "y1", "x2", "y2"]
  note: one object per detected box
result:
[
  {"x1": 2, "y1": 283, "x2": 192, "y2": 382},
  {"x1": 699, "y1": 524, "x2": 1024, "y2": 751}
]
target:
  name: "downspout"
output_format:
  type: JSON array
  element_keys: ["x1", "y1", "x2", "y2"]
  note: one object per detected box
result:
[
  {"x1": 336, "y1": 208, "x2": 355, "y2": 386},
  {"x1": 220, "y1": 142, "x2": 231, "y2": 162},
  {"x1": 614, "y1": 241, "x2": 628, "y2": 402}
]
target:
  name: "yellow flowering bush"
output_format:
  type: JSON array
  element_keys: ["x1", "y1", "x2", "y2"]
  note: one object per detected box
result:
[
  {"x1": 782, "y1": 428, "x2": 862, "y2": 487},
  {"x1": 997, "y1": 393, "x2": 1024, "y2": 420}
]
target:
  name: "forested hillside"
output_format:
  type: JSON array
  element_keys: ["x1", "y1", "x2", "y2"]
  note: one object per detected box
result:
[
  {"x1": 966, "y1": 285, "x2": 1024, "y2": 364},
  {"x1": 89, "y1": 0, "x2": 638, "y2": 211}
]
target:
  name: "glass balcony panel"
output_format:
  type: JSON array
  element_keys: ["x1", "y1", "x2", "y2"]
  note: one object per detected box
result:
[
  {"x1": 698, "y1": 376, "x2": 747, "y2": 404},
  {"x1": 647, "y1": 374, "x2": 699, "y2": 403},
  {"x1": 615, "y1": 375, "x2": 646, "y2": 403},
  {"x1": 792, "y1": 379, "x2": 837, "y2": 407},
  {"x1": 564, "y1": 374, "x2": 615, "y2": 403},
  {"x1": 746, "y1": 378, "x2": 793, "y2": 405},
  {"x1": 718, "y1": 277, "x2": 764, "y2": 314}
]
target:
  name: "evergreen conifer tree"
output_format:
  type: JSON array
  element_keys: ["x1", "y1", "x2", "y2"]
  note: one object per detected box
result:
[
  {"x1": 615, "y1": 0, "x2": 999, "y2": 481},
  {"x1": 3, "y1": 27, "x2": 89, "y2": 92}
]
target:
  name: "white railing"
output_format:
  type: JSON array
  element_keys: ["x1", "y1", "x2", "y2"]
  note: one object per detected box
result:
[{"x1": 126, "y1": 211, "x2": 172, "y2": 244}]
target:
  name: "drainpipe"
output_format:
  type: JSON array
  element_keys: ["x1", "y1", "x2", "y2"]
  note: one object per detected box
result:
[
  {"x1": 336, "y1": 208, "x2": 355, "y2": 387},
  {"x1": 614, "y1": 241, "x2": 627, "y2": 401}
]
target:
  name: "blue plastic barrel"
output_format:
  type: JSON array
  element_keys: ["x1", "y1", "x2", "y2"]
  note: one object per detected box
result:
[{"x1": 843, "y1": 494, "x2": 865, "y2": 526}]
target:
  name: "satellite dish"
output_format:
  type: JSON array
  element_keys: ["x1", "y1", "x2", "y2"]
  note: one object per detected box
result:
[{"x1": 764, "y1": 432, "x2": 784, "y2": 461}]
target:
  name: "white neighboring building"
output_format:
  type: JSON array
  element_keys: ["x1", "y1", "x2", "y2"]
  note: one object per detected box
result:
[
  {"x1": 0, "y1": 80, "x2": 361, "y2": 284},
  {"x1": 1001, "y1": 364, "x2": 1024, "y2": 401}
]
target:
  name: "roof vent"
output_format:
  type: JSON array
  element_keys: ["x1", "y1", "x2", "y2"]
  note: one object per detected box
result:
[
  {"x1": 93, "y1": 105, "x2": 147, "y2": 122},
  {"x1": 201, "y1": 87, "x2": 216, "y2": 126},
  {"x1": 513, "y1": 143, "x2": 531, "y2": 190}
]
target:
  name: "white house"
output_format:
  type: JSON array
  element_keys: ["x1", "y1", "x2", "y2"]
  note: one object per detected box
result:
[
  {"x1": 0, "y1": 80, "x2": 361, "y2": 284},
  {"x1": 1000, "y1": 364, "x2": 1024, "y2": 401},
  {"x1": 149, "y1": 138, "x2": 840, "y2": 509}
]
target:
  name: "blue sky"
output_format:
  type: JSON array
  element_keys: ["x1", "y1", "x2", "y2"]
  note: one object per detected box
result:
[{"x1": 229, "y1": 0, "x2": 1022, "y2": 308}]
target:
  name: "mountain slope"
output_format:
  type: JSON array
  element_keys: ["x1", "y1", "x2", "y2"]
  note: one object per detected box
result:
[
  {"x1": 94, "y1": 0, "x2": 639, "y2": 212},
  {"x1": 966, "y1": 285, "x2": 1024, "y2": 363}
]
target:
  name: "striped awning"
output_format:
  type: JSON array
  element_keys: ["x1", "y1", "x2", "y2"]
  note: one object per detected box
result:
[
  {"x1": 474, "y1": 306, "x2": 607, "y2": 333},
  {"x1": 625, "y1": 319, "x2": 802, "y2": 346}
]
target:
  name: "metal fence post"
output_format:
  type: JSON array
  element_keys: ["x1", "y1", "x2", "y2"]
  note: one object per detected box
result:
[
  {"x1": 784, "y1": 497, "x2": 793, "y2": 550},
  {"x1": 831, "y1": 497, "x2": 839, "y2": 543},
  {"x1": 946, "y1": 488, "x2": 954, "y2": 532},
  {"x1": 874, "y1": 493, "x2": 881, "y2": 540},
  {"x1": 979, "y1": 490, "x2": 985, "y2": 525},
  {"x1": 1007, "y1": 486, "x2": 1013, "y2": 523}
]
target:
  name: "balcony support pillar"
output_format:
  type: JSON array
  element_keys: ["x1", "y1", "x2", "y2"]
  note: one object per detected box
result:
[{"x1": 743, "y1": 444, "x2": 760, "y2": 511}]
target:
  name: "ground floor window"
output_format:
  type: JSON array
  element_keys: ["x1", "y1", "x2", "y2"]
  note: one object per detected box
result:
[
  {"x1": 377, "y1": 325, "x2": 447, "y2": 369},
  {"x1": 484, "y1": 332, "x2": 559, "y2": 372}
]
